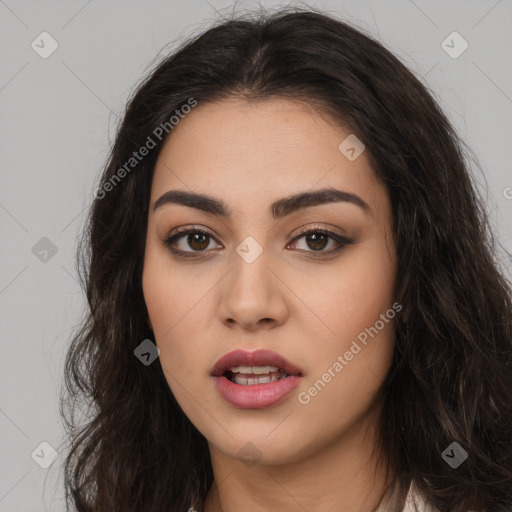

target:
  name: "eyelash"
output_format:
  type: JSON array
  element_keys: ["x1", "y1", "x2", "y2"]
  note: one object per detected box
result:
[{"x1": 162, "y1": 225, "x2": 353, "y2": 259}]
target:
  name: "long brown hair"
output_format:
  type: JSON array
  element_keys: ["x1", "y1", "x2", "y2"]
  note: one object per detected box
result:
[{"x1": 60, "y1": 6, "x2": 512, "y2": 511}]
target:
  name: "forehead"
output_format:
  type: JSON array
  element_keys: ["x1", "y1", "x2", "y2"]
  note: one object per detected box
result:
[{"x1": 150, "y1": 97, "x2": 387, "y2": 215}]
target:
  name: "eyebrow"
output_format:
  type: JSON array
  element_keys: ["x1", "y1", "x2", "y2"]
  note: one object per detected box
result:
[{"x1": 153, "y1": 187, "x2": 370, "y2": 219}]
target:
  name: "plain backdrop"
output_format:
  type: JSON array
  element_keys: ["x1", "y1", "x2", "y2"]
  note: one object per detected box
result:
[{"x1": 1, "y1": 0, "x2": 511, "y2": 510}]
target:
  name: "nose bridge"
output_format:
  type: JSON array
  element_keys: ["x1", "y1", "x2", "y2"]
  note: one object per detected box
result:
[
  {"x1": 218, "y1": 232, "x2": 288, "y2": 328},
  {"x1": 229, "y1": 233, "x2": 273, "y2": 299}
]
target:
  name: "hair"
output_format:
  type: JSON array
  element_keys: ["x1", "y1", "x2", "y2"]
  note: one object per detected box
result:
[{"x1": 60, "y1": 5, "x2": 512, "y2": 512}]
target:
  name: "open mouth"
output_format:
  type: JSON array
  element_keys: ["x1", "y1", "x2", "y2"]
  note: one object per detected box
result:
[
  {"x1": 223, "y1": 365, "x2": 297, "y2": 385},
  {"x1": 212, "y1": 351, "x2": 303, "y2": 408}
]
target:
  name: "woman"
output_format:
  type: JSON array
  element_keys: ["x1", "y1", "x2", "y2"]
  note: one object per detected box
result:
[{"x1": 60, "y1": 6, "x2": 512, "y2": 511}]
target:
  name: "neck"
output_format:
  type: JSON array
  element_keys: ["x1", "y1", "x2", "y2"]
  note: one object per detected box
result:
[{"x1": 201, "y1": 404, "x2": 394, "y2": 512}]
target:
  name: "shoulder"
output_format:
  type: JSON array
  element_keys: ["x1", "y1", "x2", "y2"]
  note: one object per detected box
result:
[
  {"x1": 403, "y1": 480, "x2": 478, "y2": 512},
  {"x1": 373, "y1": 479, "x2": 434, "y2": 512},
  {"x1": 402, "y1": 480, "x2": 438, "y2": 512}
]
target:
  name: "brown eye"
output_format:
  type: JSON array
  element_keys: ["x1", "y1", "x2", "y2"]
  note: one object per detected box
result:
[
  {"x1": 303, "y1": 232, "x2": 329, "y2": 251},
  {"x1": 289, "y1": 228, "x2": 352, "y2": 256},
  {"x1": 163, "y1": 228, "x2": 220, "y2": 256},
  {"x1": 184, "y1": 232, "x2": 210, "y2": 251},
  {"x1": 163, "y1": 226, "x2": 352, "y2": 259}
]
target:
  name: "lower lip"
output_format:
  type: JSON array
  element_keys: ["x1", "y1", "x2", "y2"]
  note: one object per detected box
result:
[{"x1": 213, "y1": 375, "x2": 302, "y2": 409}]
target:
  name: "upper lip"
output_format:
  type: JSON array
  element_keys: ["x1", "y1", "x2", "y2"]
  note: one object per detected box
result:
[{"x1": 211, "y1": 349, "x2": 303, "y2": 377}]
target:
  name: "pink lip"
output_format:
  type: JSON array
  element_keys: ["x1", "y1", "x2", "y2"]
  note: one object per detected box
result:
[
  {"x1": 211, "y1": 349, "x2": 303, "y2": 377},
  {"x1": 211, "y1": 349, "x2": 303, "y2": 409}
]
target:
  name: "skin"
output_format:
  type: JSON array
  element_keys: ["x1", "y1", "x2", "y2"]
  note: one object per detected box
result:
[{"x1": 142, "y1": 97, "x2": 398, "y2": 512}]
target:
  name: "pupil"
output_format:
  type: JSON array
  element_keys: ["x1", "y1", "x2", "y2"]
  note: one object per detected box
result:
[
  {"x1": 307, "y1": 233, "x2": 327, "y2": 251},
  {"x1": 189, "y1": 233, "x2": 209, "y2": 250}
]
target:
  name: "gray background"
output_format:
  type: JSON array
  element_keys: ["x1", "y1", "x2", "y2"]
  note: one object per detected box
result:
[{"x1": 1, "y1": 0, "x2": 511, "y2": 510}]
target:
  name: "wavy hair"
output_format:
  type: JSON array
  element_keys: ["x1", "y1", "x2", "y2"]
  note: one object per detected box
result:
[{"x1": 60, "y1": 6, "x2": 512, "y2": 511}]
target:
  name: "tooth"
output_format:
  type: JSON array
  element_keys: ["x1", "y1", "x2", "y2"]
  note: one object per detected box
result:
[
  {"x1": 230, "y1": 365, "x2": 252, "y2": 373},
  {"x1": 233, "y1": 374, "x2": 247, "y2": 385},
  {"x1": 232, "y1": 373, "x2": 281, "y2": 385},
  {"x1": 229, "y1": 365, "x2": 280, "y2": 374},
  {"x1": 252, "y1": 366, "x2": 280, "y2": 374}
]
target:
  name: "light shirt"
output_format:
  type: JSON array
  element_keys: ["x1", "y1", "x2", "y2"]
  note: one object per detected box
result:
[
  {"x1": 373, "y1": 479, "x2": 438, "y2": 512},
  {"x1": 193, "y1": 479, "x2": 477, "y2": 511}
]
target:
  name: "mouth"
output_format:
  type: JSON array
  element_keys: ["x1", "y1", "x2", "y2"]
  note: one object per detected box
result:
[
  {"x1": 224, "y1": 366, "x2": 295, "y2": 385},
  {"x1": 211, "y1": 349, "x2": 303, "y2": 386},
  {"x1": 211, "y1": 349, "x2": 303, "y2": 409}
]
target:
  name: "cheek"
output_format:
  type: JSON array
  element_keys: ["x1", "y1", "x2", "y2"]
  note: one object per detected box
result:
[
  {"x1": 143, "y1": 265, "x2": 211, "y2": 417},
  {"x1": 294, "y1": 307, "x2": 396, "y2": 448},
  {"x1": 295, "y1": 237, "x2": 396, "y2": 346},
  {"x1": 142, "y1": 245, "x2": 215, "y2": 397},
  {"x1": 142, "y1": 239, "x2": 206, "y2": 336},
  {"x1": 292, "y1": 237, "x2": 397, "y2": 410}
]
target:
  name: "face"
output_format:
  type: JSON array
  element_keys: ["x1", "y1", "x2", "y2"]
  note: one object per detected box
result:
[{"x1": 142, "y1": 97, "x2": 397, "y2": 466}]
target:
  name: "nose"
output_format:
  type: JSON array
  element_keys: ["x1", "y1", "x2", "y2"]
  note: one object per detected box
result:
[{"x1": 218, "y1": 246, "x2": 289, "y2": 332}]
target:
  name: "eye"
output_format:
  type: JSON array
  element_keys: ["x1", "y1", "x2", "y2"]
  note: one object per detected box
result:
[
  {"x1": 162, "y1": 225, "x2": 353, "y2": 258},
  {"x1": 163, "y1": 226, "x2": 220, "y2": 257},
  {"x1": 287, "y1": 227, "x2": 353, "y2": 257}
]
